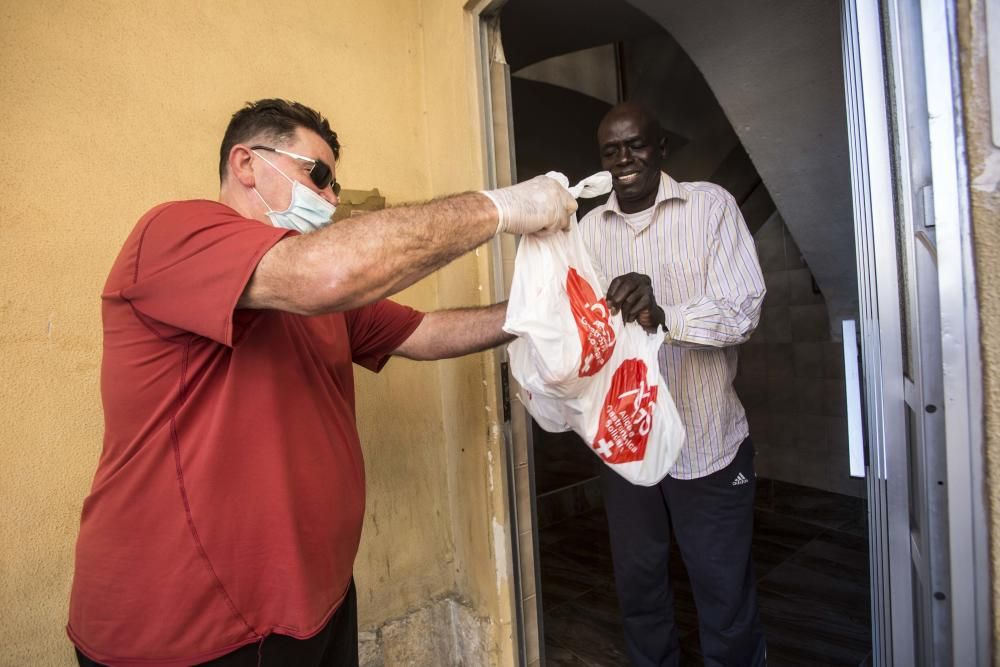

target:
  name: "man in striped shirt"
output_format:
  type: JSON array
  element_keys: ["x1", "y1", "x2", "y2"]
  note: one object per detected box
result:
[{"x1": 579, "y1": 101, "x2": 767, "y2": 666}]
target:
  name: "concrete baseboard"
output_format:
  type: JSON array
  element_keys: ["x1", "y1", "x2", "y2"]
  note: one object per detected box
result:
[{"x1": 359, "y1": 597, "x2": 491, "y2": 666}]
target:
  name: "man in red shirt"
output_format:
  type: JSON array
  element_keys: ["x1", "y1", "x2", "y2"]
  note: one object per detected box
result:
[{"x1": 68, "y1": 99, "x2": 575, "y2": 667}]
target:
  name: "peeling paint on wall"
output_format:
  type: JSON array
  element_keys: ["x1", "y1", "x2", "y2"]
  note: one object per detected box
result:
[
  {"x1": 972, "y1": 147, "x2": 1000, "y2": 192},
  {"x1": 491, "y1": 517, "x2": 509, "y2": 594},
  {"x1": 487, "y1": 450, "x2": 495, "y2": 492}
]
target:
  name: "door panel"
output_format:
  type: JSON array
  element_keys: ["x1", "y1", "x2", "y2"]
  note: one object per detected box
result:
[
  {"x1": 842, "y1": 0, "x2": 961, "y2": 664},
  {"x1": 842, "y1": 0, "x2": 921, "y2": 664}
]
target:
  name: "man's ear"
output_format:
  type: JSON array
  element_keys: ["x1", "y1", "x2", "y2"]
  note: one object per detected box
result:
[
  {"x1": 228, "y1": 144, "x2": 256, "y2": 188},
  {"x1": 659, "y1": 134, "x2": 668, "y2": 161}
]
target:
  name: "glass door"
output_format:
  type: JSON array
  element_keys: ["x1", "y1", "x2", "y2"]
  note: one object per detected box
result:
[{"x1": 842, "y1": 1, "x2": 912, "y2": 662}]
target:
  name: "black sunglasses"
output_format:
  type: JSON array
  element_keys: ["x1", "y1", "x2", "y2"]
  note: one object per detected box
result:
[{"x1": 251, "y1": 145, "x2": 341, "y2": 195}]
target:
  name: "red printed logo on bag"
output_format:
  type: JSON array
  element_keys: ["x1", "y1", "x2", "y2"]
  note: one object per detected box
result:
[
  {"x1": 566, "y1": 267, "x2": 616, "y2": 377},
  {"x1": 592, "y1": 359, "x2": 657, "y2": 464}
]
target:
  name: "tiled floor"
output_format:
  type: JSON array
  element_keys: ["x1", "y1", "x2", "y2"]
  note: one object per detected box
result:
[{"x1": 538, "y1": 479, "x2": 872, "y2": 666}]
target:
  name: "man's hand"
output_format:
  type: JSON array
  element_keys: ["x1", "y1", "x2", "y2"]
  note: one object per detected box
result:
[
  {"x1": 481, "y1": 175, "x2": 578, "y2": 236},
  {"x1": 606, "y1": 273, "x2": 665, "y2": 334},
  {"x1": 393, "y1": 303, "x2": 514, "y2": 361}
]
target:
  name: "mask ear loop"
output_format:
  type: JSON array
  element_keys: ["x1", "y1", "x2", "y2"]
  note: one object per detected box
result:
[
  {"x1": 252, "y1": 186, "x2": 274, "y2": 212},
  {"x1": 252, "y1": 150, "x2": 295, "y2": 184},
  {"x1": 250, "y1": 149, "x2": 293, "y2": 213}
]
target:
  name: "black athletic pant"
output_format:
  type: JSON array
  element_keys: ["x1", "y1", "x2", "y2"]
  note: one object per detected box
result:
[
  {"x1": 600, "y1": 437, "x2": 766, "y2": 666},
  {"x1": 76, "y1": 579, "x2": 359, "y2": 667}
]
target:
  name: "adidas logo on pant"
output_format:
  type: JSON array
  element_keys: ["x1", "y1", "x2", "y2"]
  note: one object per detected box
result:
[{"x1": 731, "y1": 472, "x2": 750, "y2": 486}]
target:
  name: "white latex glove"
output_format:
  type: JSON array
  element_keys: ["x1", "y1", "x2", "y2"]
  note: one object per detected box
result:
[{"x1": 481, "y1": 175, "x2": 578, "y2": 236}]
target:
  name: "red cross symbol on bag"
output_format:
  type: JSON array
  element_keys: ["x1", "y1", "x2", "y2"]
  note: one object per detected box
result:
[
  {"x1": 592, "y1": 359, "x2": 658, "y2": 464},
  {"x1": 566, "y1": 267, "x2": 617, "y2": 377}
]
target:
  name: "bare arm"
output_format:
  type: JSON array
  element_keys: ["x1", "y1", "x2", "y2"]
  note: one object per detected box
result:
[
  {"x1": 238, "y1": 176, "x2": 576, "y2": 316},
  {"x1": 393, "y1": 303, "x2": 513, "y2": 361},
  {"x1": 239, "y1": 193, "x2": 496, "y2": 315}
]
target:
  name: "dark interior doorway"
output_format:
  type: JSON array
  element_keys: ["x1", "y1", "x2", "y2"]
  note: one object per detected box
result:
[{"x1": 500, "y1": 1, "x2": 872, "y2": 664}]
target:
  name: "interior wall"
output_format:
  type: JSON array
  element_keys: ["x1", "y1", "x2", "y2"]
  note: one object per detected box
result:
[
  {"x1": 0, "y1": 1, "x2": 509, "y2": 664},
  {"x1": 621, "y1": 33, "x2": 739, "y2": 185},
  {"x1": 500, "y1": 0, "x2": 657, "y2": 72},
  {"x1": 956, "y1": 0, "x2": 1000, "y2": 650},
  {"x1": 509, "y1": 32, "x2": 753, "y2": 194},
  {"x1": 624, "y1": 0, "x2": 859, "y2": 331},
  {"x1": 736, "y1": 214, "x2": 864, "y2": 498},
  {"x1": 620, "y1": 33, "x2": 777, "y2": 233},
  {"x1": 510, "y1": 77, "x2": 609, "y2": 185},
  {"x1": 514, "y1": 44, "x2": 619, "y2": 106}
]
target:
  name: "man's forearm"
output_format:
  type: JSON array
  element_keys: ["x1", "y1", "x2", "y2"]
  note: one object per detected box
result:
[
  {"x1": 394, "y1": 303, "x2": 513, "y2": 361},
  {"x1": 243, "y1": 192, "x2": 497, "y2": 315},
  {"x1": 241, "y1": 175, "x2": 576, "y2": 317}
]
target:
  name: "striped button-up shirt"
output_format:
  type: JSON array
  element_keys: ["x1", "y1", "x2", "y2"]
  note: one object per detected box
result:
[{"x1": 579, "y1": 172, "x2": 766, "y2": 479}]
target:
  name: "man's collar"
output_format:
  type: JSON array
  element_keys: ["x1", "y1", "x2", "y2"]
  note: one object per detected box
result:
[{"x1": 603, "y1": 172, "x2": 688, "y2": 218}]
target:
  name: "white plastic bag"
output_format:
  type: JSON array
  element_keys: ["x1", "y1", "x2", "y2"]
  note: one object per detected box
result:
[
  {"x1": 504, "y1": 171, "x2": 686, "y2": 486},
  {"x1": 504, "y1": 172, "x2": 620, "y2": 399}
]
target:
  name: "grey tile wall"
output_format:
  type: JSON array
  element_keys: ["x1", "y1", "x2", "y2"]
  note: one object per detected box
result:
[{"x1": 738, "y1": 215, "x2": 865, "y2": 498}]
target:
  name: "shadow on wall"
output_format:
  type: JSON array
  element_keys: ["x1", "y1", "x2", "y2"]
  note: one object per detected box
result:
[
  {"x1": 511, "y1": 77, "x2": 607, "y2": 184},
  {"x1": 510, "y1": 77, "x2": 615, "y2": 220}
]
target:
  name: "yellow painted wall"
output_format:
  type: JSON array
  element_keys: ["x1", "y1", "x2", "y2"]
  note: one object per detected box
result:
[
  {"x1": 957, "y1": 0, "x2": 1000, "y2": 657},
  {"x1": 0, "y1": 0, "x2": 511, "y2": 663}
]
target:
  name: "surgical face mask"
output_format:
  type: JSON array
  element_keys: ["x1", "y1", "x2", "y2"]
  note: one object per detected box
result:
[{"x1": 252, "y1": 151, "x2": 336, "y2": 233}]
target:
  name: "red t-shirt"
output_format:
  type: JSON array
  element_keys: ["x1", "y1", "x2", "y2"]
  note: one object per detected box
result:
[{"x1": 68, "y1": 200, "x2": 423, "y2": 666}]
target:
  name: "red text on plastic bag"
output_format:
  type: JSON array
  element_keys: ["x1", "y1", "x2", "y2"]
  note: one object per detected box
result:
[
  {"x1": 566, "y1": 267, "x2": 616, "y2": 377},
  {"x1": 592, "y1": 359, "x2": 658, "y2": 464}
]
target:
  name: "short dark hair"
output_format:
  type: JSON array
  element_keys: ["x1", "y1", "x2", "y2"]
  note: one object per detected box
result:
[{"x1": 218, "y1": 98, "x2": 341, "y2": 182}]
